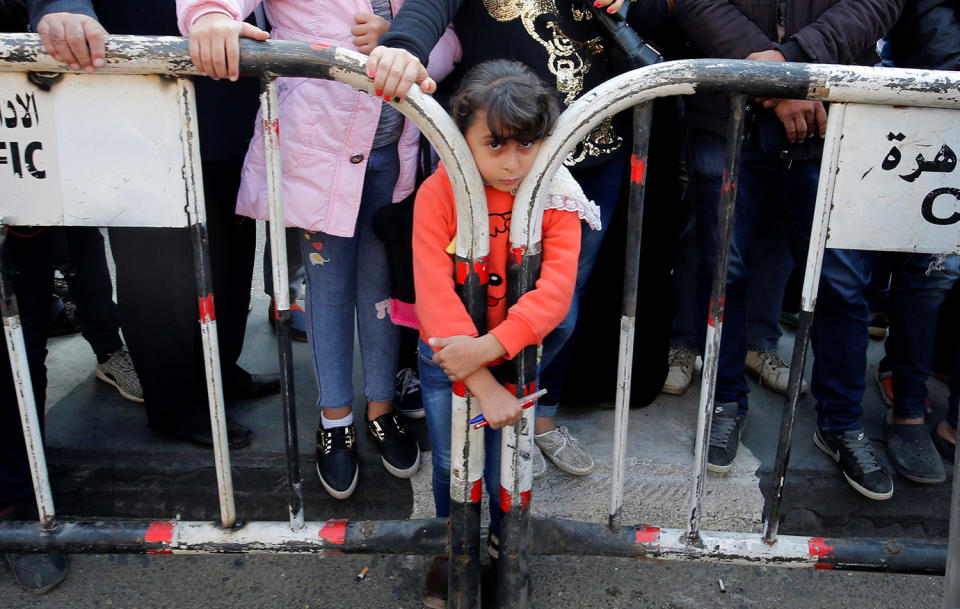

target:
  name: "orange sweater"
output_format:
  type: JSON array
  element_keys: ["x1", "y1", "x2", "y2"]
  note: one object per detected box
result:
[{"x1": 413, "y1": 164, "x2": 581, "y2": 362}]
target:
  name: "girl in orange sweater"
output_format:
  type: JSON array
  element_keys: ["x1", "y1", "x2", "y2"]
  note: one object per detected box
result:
[{"x1": 412, "y1": 59, "x2": 599, "y2": 605}]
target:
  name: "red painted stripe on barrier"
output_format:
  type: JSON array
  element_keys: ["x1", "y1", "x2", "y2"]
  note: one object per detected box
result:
[
  {"x1": 630, "y1": 155, "x2": 647, "y2": 184},
  {"x1": 511, "y1": 247, "x2": 525, "y2": 266},
  {"x1": 310, "y1": 42, "x2": 330, "y2": 50},
  {"x1": 634, "y1": 525, "x2": 661, "y2": 545},
  {"x1": 500, "y1": 487, "x2": 512, "y2": 513},
  {"x1": 474, "y1": 259, "x2": 489, "y2": 284},
  {"x1": 809, "y1": 537, "x2": 835, "y2": 569},
  {"x1": 520, "y1": 490, "x2": 531, "y2": 510},
  {"x1": 145, "y1": 521, "x2": 174, "y2": 554},
  {"x1": 470, "y1": 479, "x2": 483, "y2": 503},
  {"x1": 453, "y1": 381, "x2": 467, "y2": 397},
  {"x1": 456, "y1": 260, "x2": 469, "y2": 284},
  {"x1": 707, "y1": 296, "x2": 725, "y2": 327},
  {"x1": 262, "y1": 118, "x2": 280, "y2": 138},
  {"x1": 199, "y1": 294, "x2": 216, "y2": 323},
  {"x1": 319, "y1": 519, "x2": 347, "y2": 545}
]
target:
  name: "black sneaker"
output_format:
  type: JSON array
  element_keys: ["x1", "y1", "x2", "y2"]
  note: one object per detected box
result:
[
  {"x1": 367, "y1": 413, "x2": 421, "y2": 478},
  {"x1": 316, "y1": 422, "x2": 358, "y2": 499},
  {"x1": 395, "y1": 367, "x2": 425, "y2": 419},
  {"x1": 814, "y1": 427, "x2": 894, "y2": 500},
  {"x1": 707, "y1": 402, "x2": 745, "y2": 473}
]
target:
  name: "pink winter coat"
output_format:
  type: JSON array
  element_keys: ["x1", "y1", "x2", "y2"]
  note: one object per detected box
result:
[{"x1": 177, "y1": 0, "x2": 460, "y2": 237}]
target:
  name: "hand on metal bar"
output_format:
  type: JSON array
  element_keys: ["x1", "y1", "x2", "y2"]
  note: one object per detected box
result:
[{"x1": 469, "y1": 388, "x2": 547, "y2": 429}]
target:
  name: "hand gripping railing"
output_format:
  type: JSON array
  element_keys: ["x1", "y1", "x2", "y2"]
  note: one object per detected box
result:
[{"x1": 2, "y1": 34, "x2": 960, "y2": 604}]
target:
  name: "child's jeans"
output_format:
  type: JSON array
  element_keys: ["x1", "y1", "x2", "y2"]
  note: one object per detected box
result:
[
  {"x1": 300, "y1": 144, "x2": 401, "y2": 410},
  {"x1": 418, "y1": 338, "x2": 501, "y2": 536}
]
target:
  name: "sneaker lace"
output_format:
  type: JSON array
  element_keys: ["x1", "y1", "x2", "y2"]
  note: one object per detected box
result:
[
  {"x1": 709, "y1": 416, "x2": 738, "y2": 448},
  {"x1": 761, "y1": 351, "x2": 790, "y2": 372},
  {"x1": 668, "y1": 347, "x2": 692, "y2": 367},
  {"x1": 838, "y1": 432, "x2": 882, "y2": 474},
  {"x1": 396, "y1": 368, "x2": 420, "y2": 398}
]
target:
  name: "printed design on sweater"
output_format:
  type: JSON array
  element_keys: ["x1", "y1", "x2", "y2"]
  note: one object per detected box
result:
[{"x1": 482, "y1": 0, "x2": 622, "y2": 165}]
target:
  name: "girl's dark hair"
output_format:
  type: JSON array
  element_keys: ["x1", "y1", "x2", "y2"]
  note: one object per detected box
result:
[{"x1": 450, "y1": 59, "x2": 560, "y2": 143}]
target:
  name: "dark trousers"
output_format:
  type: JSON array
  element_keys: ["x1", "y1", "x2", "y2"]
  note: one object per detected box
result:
[
  {"x1": 0, "y1": 229, "x2": 56, "y2": 508},
  {"x1": 108, "y1": 157, "x2": 256, "y2": 436},
  {"x1": 60, "y1": 227, "x2": 123, "y2": 360}
]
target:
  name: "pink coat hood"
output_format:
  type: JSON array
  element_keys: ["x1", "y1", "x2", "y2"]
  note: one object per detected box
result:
[{"x1": 178, "y1": 0, "x2": 460, "y2": 237}]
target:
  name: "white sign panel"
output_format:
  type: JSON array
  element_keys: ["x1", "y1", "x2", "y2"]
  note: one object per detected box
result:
[
  {"x1": 828, "y1": 104, "x2": 960, "y2": 254},
  {"x1": 0, "y1": 72, "x2": 198, "y2": 228}
]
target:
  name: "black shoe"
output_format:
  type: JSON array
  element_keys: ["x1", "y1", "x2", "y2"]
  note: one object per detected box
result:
[
  {"x1": 367, "y1": 413, "x2": 421, "y2": 478},
  {"x1": 225, "y1": 373, "x2": 281, "y2": 400},
  {"x1": 395, "y1": 367, "x2": 425, "y2": 419},
  {"x1": 706, "y1": 402, "x2": 744, "y2": 473},
  {"x1": 316, "y1": 422, "x2": 358, "y2": 499},
  {"x1": 422, "y1": 555, "x2": 448, "y2": 609},
  {"x1": 5, "y1": 553, "x2": 68, "y2": 594},
  {"x1": 165, "y1": 416, "x2": 253, "y2": 449},
  {"x1": 1, "y1": 502, "x2": 68, "y2": 595},
  {"x1": 814, "y1": 427, "x2": 894, "y2": 500},
  {"x1": 882, "y1": 419, "x2": 946, "y2": 484}
]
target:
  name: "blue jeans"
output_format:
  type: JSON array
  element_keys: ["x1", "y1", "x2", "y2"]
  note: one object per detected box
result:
[
  {"x1": 538, "y1": 151, "x2": 626, "y2": 417},
  {"x1": 693, "y1": 121, "x2": 871, "y2": 431},
  {"x1": 300, "y1": 144, "x2": 400, "y2": 410},
  {"x1": 888, "y1": 253, "x2": 960, "y2": 420},
  {"x1": 418, "y1": 338, "x2": 502, "y2": 536},
  {"x1": 672, "y1": 135, "x2": 792, "y2": 354}
]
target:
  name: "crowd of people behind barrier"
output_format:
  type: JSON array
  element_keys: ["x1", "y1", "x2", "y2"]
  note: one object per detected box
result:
[{"x1": 1, "y1": 0, "x2": 959, "y2": 604}]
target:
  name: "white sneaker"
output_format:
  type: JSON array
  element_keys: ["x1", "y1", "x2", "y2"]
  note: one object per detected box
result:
[
  {"x1": 662, "y1": 345, "x2": 695, "y2": 395},
  {"x1": 744, "y1": 350, "x2": 808, "y2": 395},
  {"x1": 535, "y1": 426, "x2": 594, "y2": 476},
  {"x1": 532, "y1": 441, "x2": 547, "y2": 480}
]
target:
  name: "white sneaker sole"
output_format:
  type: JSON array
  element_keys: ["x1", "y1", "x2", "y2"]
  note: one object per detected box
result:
[
  {"x1": 812, "y1": 431, "x2": 893, "y2": 501},
  {"x1": 317, "y1": 462, "x2": 359, "y2": 500},
  {"x1": 95, "y1": 367, "x2": 144, "y2": 404}
]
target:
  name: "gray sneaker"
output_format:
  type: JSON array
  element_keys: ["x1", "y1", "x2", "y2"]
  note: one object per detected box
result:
[
  {"x1": 532, "y1": 441, "x2": 547, "y2": 480},
  {"x1": 95, "y1": 348, "x2": 144, "y2": 403},
  {"x1": 744, "y1": 350, "x2": 808, "y2": 395},
  {"x1": 535, "y1": 426, "x2": 594, "y2": 476},
  {"x1": 663, "y1": 345, "x2": 695, "y2": 395}
]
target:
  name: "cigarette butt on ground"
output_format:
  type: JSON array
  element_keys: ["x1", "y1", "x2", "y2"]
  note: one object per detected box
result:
[
  {"x1": 354, "y1": 566, "x2": 369, "y2": 584},
  {"x1": 718, "y1": 578, "x2": 726, "y2": 593}
]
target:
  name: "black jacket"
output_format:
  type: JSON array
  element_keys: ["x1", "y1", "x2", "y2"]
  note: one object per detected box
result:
[
  {"x1": 675, "y1": 0, "x2": 905, "y2": 137},
  {"x1": 889, "y1": 0, "x2": 960, "y2": 71},
  {"x1": 28, "y1": 0, "x2": 259, "y2": 161}
]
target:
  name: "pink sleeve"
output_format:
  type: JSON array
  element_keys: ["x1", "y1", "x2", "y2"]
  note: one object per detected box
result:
[
  {"x1": 176, "y1": 0, "x2": 255, "y2": 35},
  {"x1": 425, "y1": 27, "x2": 462, "y2": 82}
]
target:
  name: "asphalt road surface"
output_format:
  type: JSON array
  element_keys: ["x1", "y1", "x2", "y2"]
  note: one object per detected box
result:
[{"x1": 0, "y1": 552, "x2": 944, "y2": 608}]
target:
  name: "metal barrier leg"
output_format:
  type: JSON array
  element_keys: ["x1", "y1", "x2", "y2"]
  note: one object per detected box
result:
[
  {"x1": 260, "y1": 75, "x2": 304, "y2": 531},
  {"x1": 0, "y1": 228, "x2": 55, "y2": 528},
  {"x1": 685, "y1": 95, "x2": 746, "y2": 544},
  {"x1": 449, "y1": 388, "x2": 483, "y2": 609},
  {"x1": 609, "y1": 101, "x2": 653, "y2": 531},
  {"x1": 762, "y1": 104, "x2": 846, "y2": 543},
  {"x1": 499, "y1": 245, "x2": 541, "y2": 608},
  {"x1": 177, "y1": 78, "x2": 237, "y2": 529}
]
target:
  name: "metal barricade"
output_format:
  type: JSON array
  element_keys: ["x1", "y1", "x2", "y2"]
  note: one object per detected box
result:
[{"x1": 1, "y1": 33, "x2": 960, "y2": 606}]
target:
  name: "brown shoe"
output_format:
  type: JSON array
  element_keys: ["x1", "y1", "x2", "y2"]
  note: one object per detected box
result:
[{"x1": 423, "y1": 555, "x2": 448, "y2": 609}]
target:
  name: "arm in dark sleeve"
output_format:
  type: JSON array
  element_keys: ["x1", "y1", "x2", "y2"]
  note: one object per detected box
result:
[
  {"x1": 889, "y1": 0, "x2": 960, "y2": 71},
  {"x1": 28, "y1": 0, "x2": 97, "y2": 31},
  {"x1": 378, "y1": 0, "x2": 461, "y2": 65},
  {"x1": 627, "y1": 0, "x2": 669, "y2": 39},
  {"x1": 785, "y1": 0, "x2": 905, "y2": 64},
  {"x1": 674, "y1": 0, "x2": 775, "y2": 59}
]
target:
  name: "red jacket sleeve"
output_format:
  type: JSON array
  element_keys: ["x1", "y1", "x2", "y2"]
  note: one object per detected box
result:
[
  {"x1": 412, "y1": 171, "x2": 479, "y2": 341},
  {"x1": 489, "y1": 208, "x2": 581, "y2": 358}
]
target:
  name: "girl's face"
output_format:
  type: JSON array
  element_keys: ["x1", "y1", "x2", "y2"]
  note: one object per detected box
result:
[{"x1": 464, "y1": 111, "x2": 542, "y2": 192}]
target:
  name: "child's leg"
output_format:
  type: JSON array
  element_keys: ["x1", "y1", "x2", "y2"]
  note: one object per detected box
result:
[
  {"x1": 355, "y1": 144, "x2": 402, "y2": 418},
  {"x1": 299, "y1": 230, "x2": 358, "y2": 414},
  {"x1": 418, "y1": 338, "x2": 453, "y2": 518}
]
